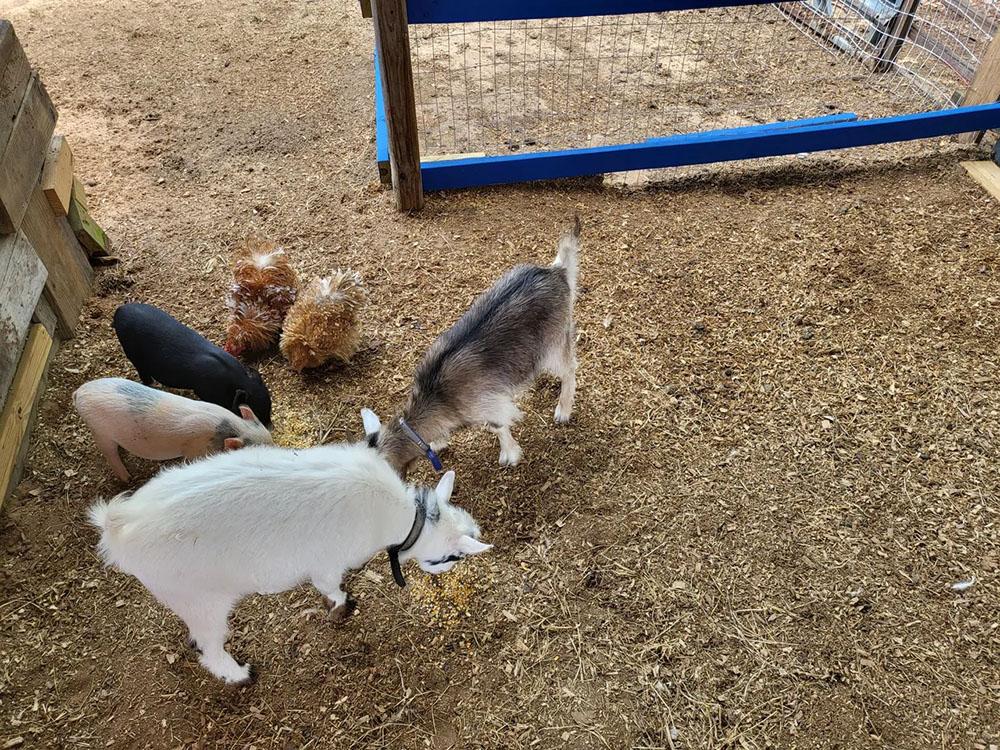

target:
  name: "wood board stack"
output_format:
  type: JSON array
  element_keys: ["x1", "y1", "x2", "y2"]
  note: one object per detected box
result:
[{"x1": 1, "y1": 19, "x2": 108, "y2": 508}]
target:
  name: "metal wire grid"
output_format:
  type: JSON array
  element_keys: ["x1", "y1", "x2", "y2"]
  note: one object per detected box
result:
[
  {"x1": 789, "y1": 0, "x2": 999, "y2": 103},
  {"x1": 406, "y1": 2, "x2": 999, "y2": 158}
]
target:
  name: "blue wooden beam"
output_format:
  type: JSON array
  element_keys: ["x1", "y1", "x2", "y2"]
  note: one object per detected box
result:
[
  {"x1": 420, "y1": 103, "x2": 1000, "y2": 191},
  {"x1": 646, "y1": 112, "x2": 859, "y2": 144},
  {"x1": 374, "y1": 47, "x2": 390, "y2": 182},
  {"x1": 408, "y1": 0, "x2": 786, "y2": 24}
]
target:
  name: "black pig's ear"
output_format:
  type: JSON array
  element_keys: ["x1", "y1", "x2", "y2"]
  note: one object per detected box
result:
[{"x1": 232, "y1": 389, "x2": 250, "y2": 410}]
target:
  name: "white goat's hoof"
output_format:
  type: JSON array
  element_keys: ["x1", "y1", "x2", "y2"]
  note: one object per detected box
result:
[
  {"x1": 499, "y1": 445, "x2": 522, "y2": 467},
  {"x1": 328, "y1": 598, "x2": 357, "y2": 623},
  {"x1": 223, "y1": 663, "x2": 252, "y2": 685},
  {"x1": 554, "y1": 404, "x2": 572, "y2": 424},
  {"x1": 203, "y1": 656, "x2": 252, "y2": 685}
]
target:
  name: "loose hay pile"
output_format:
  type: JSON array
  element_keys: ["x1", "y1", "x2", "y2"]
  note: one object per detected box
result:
[
  {"x1": 270, "y1": 406, "x2": 319, "y2": 449},
  {"x1": 407, "y1": 568, "x2": 480, "y2": 629}
]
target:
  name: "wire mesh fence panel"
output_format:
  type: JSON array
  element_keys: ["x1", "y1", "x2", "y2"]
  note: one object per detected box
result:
[
  {"x1": 788, "y1": 0, "x2": 999, "y2": 101},
  {"x1": 406, "y1": 1, "x2": 1000, "y2": 159}
]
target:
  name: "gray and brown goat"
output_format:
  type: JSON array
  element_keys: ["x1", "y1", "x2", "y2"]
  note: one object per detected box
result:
[{"x1": 364, "y1": 217, "x2": 581, "y2": 475}]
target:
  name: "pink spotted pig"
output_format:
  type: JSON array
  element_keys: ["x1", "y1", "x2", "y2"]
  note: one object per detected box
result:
[{"x1": 73, "y1": 378, "x2": 273, "y2": 481}]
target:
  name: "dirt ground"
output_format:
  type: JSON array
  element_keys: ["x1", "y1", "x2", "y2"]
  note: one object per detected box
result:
[{"x1": 1, "y1": 0, "x2": 999, "y2": 747}]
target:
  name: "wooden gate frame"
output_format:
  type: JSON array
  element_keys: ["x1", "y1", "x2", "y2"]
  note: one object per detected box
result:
[{"x1": 369, "y1": 0, "x2": 1000, "y2": 209}]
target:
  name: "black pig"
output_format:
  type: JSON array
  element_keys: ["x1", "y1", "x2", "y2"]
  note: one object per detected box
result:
[{"x1": 112, "y1": 303, "x2": 273, "y2": 427}]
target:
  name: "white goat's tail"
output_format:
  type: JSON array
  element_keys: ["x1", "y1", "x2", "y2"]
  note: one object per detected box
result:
[
  {"x1": 87, "y1": 492, "x2": 132, "y2": 565},
  {"x1": 553, "y1": 215, "x2": 581, "y2": 295}
]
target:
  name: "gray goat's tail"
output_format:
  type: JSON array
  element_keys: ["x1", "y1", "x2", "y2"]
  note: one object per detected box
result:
[{"x1": 553, "y1": 215, "x2": 581, "y2": 294}]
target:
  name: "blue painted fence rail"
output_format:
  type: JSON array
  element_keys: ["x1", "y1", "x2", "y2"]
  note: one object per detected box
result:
[
  {"x1": 409, "y1": 0, "x2": 786, "y2": 23},
  {"x1": 419, "y1": 103, "x2": 1000, "y2": 191},
  {"x1": 374, "y1": 47, "x2": 389, "y2": 174},
  {"x1": 644, "y1": 112, "x2": 859, "y2": 144}
]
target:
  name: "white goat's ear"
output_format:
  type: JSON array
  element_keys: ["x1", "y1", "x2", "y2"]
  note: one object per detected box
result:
[
  {"x1": 435, "y1": 470, "x2": 455, "y2": 503},
  {"x1": 360, "y1": 408, "x2": 381, "y2": 437},
  {"x1": 457, "y1": 535, "x2": 492, "y2": 556}
]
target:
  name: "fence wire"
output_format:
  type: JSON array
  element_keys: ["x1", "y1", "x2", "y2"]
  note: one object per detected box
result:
[{"x1": 406, "y1": 0, "x2": 1000, "y2": 158}]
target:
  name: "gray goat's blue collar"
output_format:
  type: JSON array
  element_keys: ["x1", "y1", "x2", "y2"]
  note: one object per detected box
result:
[{"x1": 398, "y1": 418, "x2": 443, "y2": 472}]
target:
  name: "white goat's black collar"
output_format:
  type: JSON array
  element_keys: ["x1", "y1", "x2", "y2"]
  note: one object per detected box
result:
[{"x1": 387, "y1": 491, "x2": 427, "y2": 587}]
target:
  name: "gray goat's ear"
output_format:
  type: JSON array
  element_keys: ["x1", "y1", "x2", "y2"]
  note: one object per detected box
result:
[
  {"x1": 360, "y1": 408, "x2": 381, "y2": 437},
  {"x1": 435, "y1": 470, "x2": 455, "y2": 503}
]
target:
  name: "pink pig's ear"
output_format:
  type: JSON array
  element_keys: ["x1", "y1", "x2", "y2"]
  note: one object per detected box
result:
[
  {"x1": 224, "y1": 437, "x2": 245, "y2": 451},
  {"x1": 238, "y1": 405, "x2": 256, "y2": 421}
]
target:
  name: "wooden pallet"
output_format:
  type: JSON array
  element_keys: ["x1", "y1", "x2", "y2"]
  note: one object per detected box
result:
[
  {"x1": 1, "y1": 20, "x2": 102, "y2": 508},
  {"x1": 0, "y1": 326, "x2": 55, "y2": 510}
]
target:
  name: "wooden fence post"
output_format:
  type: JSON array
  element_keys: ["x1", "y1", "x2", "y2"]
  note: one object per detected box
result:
[
  {"x1": 372, "y1": 0, "x2": 424, "y2": 211},
  {"x1": 960, "y1": 31, "x2": 1000, "y2": 143},
  {"x1": 872, "y1": 0, "x2": 920, "y2": 74}
]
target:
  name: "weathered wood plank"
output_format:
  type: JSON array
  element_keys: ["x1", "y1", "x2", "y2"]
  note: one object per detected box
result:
[
  {"x1": 960, "y1": 31, "x2": 1000, "y2": 143},
  {"x1": 373, "y1": 0, "x2": 424, "y2": 211},
  {"x1": 30, "y1": 293, "x2": 58, "y2": 338},
  {"x1": 873, "y1": 0, "x2": 921, "y2": 74},
  {"x1": 0, "y1": 324, "x2": 53, "y2": 510},
  {"x1": 4, "y1": 331, "x2": 58, "y2": 512},
  {"x1": 422, "y1": 151, "x2": 487, "y2": 162},
  {"x1": 20, "y1": 181, "x2": 92, "y2": 338},
  {"x1": 0, "y1": 230, "x2": 47, "y2": 412},
  {"x1": 68, "y1": 180, "x2": 109, "y2": 257},
  {"x1": 961, "y1": 159, "x2": 1000, "y2": 201},
  {"x1": 72, "y1": 174, "x2": 87, "y2": 209},
  {"x1": 40, "y1": 135, "x2": 74, "y2": 216},
  {"x1": 0, "y1": 20, "x2": 32, "y2": 156},
  {"x1": 0, "y1": 74, "x2": 58, "y2": 233}
]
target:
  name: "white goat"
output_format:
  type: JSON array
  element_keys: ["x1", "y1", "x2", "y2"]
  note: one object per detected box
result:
[{"x1": 88, "y1": 417, "x2": 489, "y2": 684}]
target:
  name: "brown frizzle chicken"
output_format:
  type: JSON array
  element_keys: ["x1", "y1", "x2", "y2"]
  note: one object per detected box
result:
[
  {"x1": 280, "y1": 270, "x2": 365, "y2": 370},
  {"x1": 223, "y1": 238, "x2": 297, "y2": 356}
]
